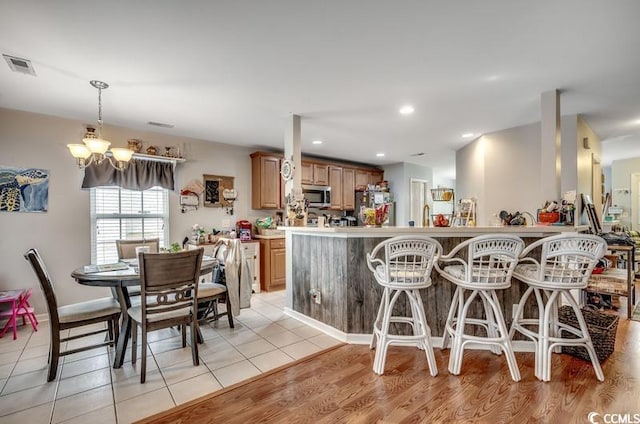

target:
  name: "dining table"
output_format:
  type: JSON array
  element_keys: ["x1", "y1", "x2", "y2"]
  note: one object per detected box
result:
[{"x1": 71, "y1": 257, "x2": 217, "y2": 368}]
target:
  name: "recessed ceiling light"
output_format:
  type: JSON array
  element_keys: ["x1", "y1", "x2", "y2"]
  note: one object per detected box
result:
[
  {"x1": 399, "y1": 105, "x2": 415, "y2": 115},
  {"x1": 462, "y1": 133, "x2": 475, "y2": 139},
  {"x1": 376, "y1": 153, "x2": 385, "y2": 157},
  {"x1": 312, "y1": 140, "x2": 323, "y2": 145}
]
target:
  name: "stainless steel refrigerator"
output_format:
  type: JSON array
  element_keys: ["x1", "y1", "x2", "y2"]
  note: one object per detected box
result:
[{"x1": 355, "y1": 190, "x2": 395, "y2": 226}]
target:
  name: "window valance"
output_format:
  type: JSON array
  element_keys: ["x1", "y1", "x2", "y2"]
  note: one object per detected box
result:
[{"x1": 82, "y1": 158, "x2": 176, "y2": 191}]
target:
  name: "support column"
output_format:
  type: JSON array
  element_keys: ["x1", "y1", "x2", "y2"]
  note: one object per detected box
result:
[
  {"x1": 540, "y1": 89, "x2": 561, "y2": 201},
  {"x1": 284, "y1": 114, "x2": 302, "y2": 200},
  {"x1": 284, "y1": 114, "x2": 301, "y2": 311}
]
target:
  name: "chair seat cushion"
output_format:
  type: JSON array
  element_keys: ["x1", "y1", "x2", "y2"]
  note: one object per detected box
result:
[
  {"x1": 442, "y1": 265, "x2": 465, "y2": 280},
  {"x1": 515, "y1": 263, "x2": 586, "y2": 284},
  {"x1": 442, "y1": 265, "x2": 510, "y2": 282},
  {"x1": 375, "y1": 265, "x2": 428, "y2": 283},
  {"x1": 197, "y1": 282, "x2": 227, "y2": 299},
  {"x1": 128, "y1": 304, "x2": 192, "y2": 324},
  {"x1": 58, "y1": 297, "x2": 121, "y2": 324}
]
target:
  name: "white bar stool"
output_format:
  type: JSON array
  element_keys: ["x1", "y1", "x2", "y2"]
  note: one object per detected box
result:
[
  {"x1": 510, "y1": 233, "x2": 606, "y2": 382},
  {"x1": 436, "y1": 234, "x2": 524, "y2": 381},
  {"x1": 366, "y1": 235, "x2": 442, "y2": 376}
]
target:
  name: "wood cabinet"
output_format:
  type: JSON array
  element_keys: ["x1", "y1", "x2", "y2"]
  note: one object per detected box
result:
[
  {"x1": 328, "y1": 165, "x2": 343, "y2": 210},
  {"x1": 355, "y1": 169, "x2": 369, "y2": 190},
  {"x1": 356, "y1": 169, "x2": 384, "y2": 190},
  {"x1": 251, "y1": 152, "x2": 283, "y2": 209},
  {"x1": 258, "y1": 237, "x2": 286, "y2": 292},
  {"x1": 251, "y1": 151, "x2": 382, "y2": 211},
  {"x1": 342, "y1": 167, "x2": 355, "y2": 211},
  {"x1": 301, "y1": 161, "x2": 329, "y2": 185},
  {"x1": 369, "y1": 170, "x2": 383, "y2": 185},
  {"x1": 301, "y1": 162, "x2": 313, "y2": 185},
  {"x1": 242, "y1": 242, "x2": 261, "y2": 294}
]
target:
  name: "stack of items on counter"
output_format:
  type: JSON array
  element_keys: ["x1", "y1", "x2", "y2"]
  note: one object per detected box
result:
[{"x1": 537, "y1": 199, "x2": 575, "y2": 225}]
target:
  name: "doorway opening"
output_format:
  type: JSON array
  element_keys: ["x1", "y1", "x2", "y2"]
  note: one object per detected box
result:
[{"x1": 410, "y1": 179, "x2": 430, "y2": 227}]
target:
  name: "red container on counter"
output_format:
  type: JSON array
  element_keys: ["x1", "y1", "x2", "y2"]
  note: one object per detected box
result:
[
  {"x1": 538, "y1": 211, "x2": 560, "y2": 224},
  {"x1": 236, "y1": 220, "x2": 252, "y2": 241}
]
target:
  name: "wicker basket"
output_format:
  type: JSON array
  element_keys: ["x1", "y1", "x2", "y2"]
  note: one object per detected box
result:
[
  {"x1": 430, "y1": 188, "x2": 454, "y2": 201},
  {"x1": 558, "y1": 305, "x2": 619, "y2": 363}
]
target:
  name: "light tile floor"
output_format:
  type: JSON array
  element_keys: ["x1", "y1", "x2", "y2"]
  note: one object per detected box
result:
[{"x1": 0, "y1": 290, "x2": 341, "y2": 423}]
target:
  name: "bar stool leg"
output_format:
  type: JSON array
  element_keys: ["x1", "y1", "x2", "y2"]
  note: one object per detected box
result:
[
  {"x1": 370, "y1": 288, "x2": 387, "y2": 350},
  {"x1": 487, "y1": 290, "x2": 521, "y2": 381},
  {"x1": 563, "y1": 291, "x2": 604, "y2": 382},
  {"x1": 481, "y1": 292, "x2": 501, "y2": 355},
  {"x1": 448, "y1": 289, "x2": 477, "y2": 375},
  {"x1": 409, "y1": 289, "x2": 437, "y2": 376},
  {"x1": 443, "y1": 286, "x2": 463, "y2": 350},
  {"x1": 373, "y1": 288, "x2": 396, "y2": 375}
]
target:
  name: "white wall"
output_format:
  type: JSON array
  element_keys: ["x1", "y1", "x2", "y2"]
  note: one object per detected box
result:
[
  {"x1": 382, "y1": 162, "x2": 434, "y2": 226},
  {"x1": 0, "y1": 108, "x2": 264, "y2": 313},
  {"x1": 456, "y1": 116, "x2": 600, "y2": 226},
  {"x1": 456, "y1": 124, "x2": 544, "y2": 226},
  {"x1": 456, "y1": 135, "x2": 487, "y2": 224},
  {"x1": 611, "y1": 157, "x2": 640, "y2": 229},
  {"x1": 483, "y1": 123, "x2": 540, "y2": 223}
]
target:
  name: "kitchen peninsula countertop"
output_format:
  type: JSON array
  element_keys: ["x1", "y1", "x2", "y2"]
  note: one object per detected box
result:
[{"x1": 279, "y1": 225, "x2": 587, "y2": 237}]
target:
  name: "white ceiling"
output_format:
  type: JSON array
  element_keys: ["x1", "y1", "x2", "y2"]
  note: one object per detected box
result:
[{"x1": 2, "y1": 1, "x2": 640, "y2": 179}]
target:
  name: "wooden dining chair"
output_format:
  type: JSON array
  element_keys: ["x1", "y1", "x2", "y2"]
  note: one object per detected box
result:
[
  {"x1": 115, "y1": 238, "x2": 160, "y2": 260},
  {"x1": 24, "y1": 249, "x2": 121, "y2": 382},
  {"x1": 115, "y1": 238, "x2": 160, "y2": 297},
  {"x1": 129, "y1": 248, "x2": 203, "y2": 383}
]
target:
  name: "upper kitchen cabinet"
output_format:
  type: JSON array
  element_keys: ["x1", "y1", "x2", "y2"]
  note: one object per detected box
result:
[
  {"x1": 342, "y1": 167, "x2": 355, "y2": 210},
  {"x1": 355, "y1": 169, "x2": 384, "y2": 190},
  {"x1": 251, "y1": 151, "x2": 382, "y2": 211},
  {"x1": 301, "y1": 161, "x2": 329, "y2": 186},
  {"x1": 328, "y1": 165, "x2": 343, "y2": 210},
  {"x1": 251, "y1": 152, "x2": 283, "y2": 209}
]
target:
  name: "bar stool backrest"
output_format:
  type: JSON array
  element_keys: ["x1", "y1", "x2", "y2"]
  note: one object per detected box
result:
[
  {"x1": 367, "y1": 236, "x2": 442, "y2": 288},
  {"x1": 435, "y1": 235, "x2": 524, "y2": 290},
  {"x1": 468, "y1": 235, "x2": 524, "y2": 286},
  {"x1": 527, "y1": 233, "x2": 606, "y2": 287}
]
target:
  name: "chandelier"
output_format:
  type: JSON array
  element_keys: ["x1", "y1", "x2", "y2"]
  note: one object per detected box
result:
[{"x1": 67, "y1": 80, "x2": 134, "y2": 170}]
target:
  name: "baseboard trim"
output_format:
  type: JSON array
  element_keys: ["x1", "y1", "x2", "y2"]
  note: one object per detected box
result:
[{"x1": 283, "y1": 308, "x2": 535, "y2": 352}]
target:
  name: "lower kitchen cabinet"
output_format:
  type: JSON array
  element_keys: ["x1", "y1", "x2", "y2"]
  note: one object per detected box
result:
[
  {"x1": 242, "y1": 241, "x2": 261, "y2": 294},
  {"x1": 258, "y1": 237, "x2": 286, "y2": 291}
]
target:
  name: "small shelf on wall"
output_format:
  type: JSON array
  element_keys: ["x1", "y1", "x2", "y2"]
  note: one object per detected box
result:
[
  {"x1": 104, "y1": 151, "x2": 186, "y2": 164},
  {"x1": 132, "y1": 153, "x2": 186, "y2": 164}
]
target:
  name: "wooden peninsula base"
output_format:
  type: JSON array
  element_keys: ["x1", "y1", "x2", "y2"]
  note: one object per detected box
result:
[{"x1": 282, "y1": 226, "x2": 587, "y2": 344}]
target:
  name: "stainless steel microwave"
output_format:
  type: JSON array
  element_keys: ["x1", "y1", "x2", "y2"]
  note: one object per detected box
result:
[{"x1": 302, "y1": 184, "x2": 331, "y2": 208}]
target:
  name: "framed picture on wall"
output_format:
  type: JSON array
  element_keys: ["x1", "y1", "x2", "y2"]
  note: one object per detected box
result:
[
  {"x1": 203, "y1": 174, "x2": 234, "y2": 208},
  {"x1": 0, "y1": 166, "x2": 49, "y2": 212}
]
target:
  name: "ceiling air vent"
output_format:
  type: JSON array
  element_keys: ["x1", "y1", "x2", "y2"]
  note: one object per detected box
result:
[
  {"x1": 147, "y1": 121, "x2": 174, "y2": 129},
  {"x1": 3, "y1": 54, "x2": 36, "y2": 76}
]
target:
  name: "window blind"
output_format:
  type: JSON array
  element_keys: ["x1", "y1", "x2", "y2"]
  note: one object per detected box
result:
[{"x1": 90, "y1": 186, "x2": 169, "y2": 264}]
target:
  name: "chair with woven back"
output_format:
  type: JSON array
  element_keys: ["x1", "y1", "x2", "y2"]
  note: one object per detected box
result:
[
  {"x1": 129, "y1": 248, "x2": 203, "y2": 383},
  {"x1": 24, "y1": 248, "x2": 121, "y2": 382}
]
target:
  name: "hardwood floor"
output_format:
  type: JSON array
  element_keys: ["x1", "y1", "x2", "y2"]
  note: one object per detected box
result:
[{"x1": 138, "y1": 315, "x2": 639, "y2": 424}]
